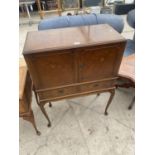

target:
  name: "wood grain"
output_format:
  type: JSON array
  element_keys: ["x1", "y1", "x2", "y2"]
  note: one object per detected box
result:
[
  {"x1": 23, "y1": 24, "x2": 126, "y2": 126},
  {"x1": 23, "y1": 24, "x2": 126, "y2": 54}
]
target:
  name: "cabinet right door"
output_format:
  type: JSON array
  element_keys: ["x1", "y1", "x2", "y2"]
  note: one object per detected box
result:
[{"x1": 78, "y1": 44, "x2": 124, "y2": 82}]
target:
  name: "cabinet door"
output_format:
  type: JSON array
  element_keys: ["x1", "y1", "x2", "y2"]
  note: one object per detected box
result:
[
  {"x1": 25, "y1": 51, "x2": 75, "y2": 90},
  {"x1": 78, "y1": 44, "x2": 124, "y2": 82}
]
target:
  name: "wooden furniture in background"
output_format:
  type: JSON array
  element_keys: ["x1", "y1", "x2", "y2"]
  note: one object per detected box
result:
[
  {"x1": 19, "y1": 0, "x2": 36, "y2": 24},
  {"x1": 23, "y1": 24, "x2": 126, "y2": 127},
  {"x1": 119, "y1": 54, "x2": 135, "y2": 82},
  {"x1": 118, "y1": 54, "x2": 135, "y2": 109},
  {"x1": 36, "y1": 0, "x2": 62, "y2": 19},
  {"x1": 19, "y1": 59, "x2": 41, "y2": 135},
  {"x1": 82, "y1": 0, "x2": 104, "y2": 8},
  {"x1": 61, "y1": 0, "x2": 80, "y2": 11}
]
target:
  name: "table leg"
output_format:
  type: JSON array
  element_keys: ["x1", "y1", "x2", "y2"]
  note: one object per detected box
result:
[
  {"x1": 39, "y1": 104, "x2": 51, "y2": 127},
  {"x1": 36, "y1": 0, "x2": 45, "y2": 19},
  {"x1": 25, "y1": 3, "x2": 32, "y2": 25},
  {"x1": 33, "y1": 89, "x2": 51, "y2": 127},
  {"x1": 20, "y1": 5, "x2": 27, "y2": 17}
]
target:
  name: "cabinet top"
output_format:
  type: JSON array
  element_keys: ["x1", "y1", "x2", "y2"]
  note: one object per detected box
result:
[{"x1": 23, "y1": 24, "x2": 126, "y2": 55}]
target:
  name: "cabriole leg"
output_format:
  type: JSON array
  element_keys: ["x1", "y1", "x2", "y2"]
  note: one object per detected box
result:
[
  {"x1": 104, "y1": 89, "x2": 115, "y2": 115},
  {"x1": 33, "y1": 87, "x2": 51, "y2": 127},
  {"x1": 39, "y1": 104, "x2": 51, "y2": 127}
]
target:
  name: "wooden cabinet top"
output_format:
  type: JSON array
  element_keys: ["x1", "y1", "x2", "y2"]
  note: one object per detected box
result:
[{"x1": 23, "y1": 24, "x2": 126, "y2": 54}]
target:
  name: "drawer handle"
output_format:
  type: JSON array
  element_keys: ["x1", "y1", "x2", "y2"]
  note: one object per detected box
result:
[{"x1": 58, "y1": 90, "x2": 64, "y2": 94}]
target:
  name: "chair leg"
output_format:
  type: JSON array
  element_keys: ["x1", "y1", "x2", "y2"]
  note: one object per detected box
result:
[
  {"x1": 23, "y1": 110, "x2": 41, "y2": 136},
  {"x1": 33, "y1": 88, "x2": 51, "y2": 127},
  {"x1": 104, "y1": 89, "x2": 115, "y2": 115},
  {"x1": 128, "y1": 96, "x2": 135, "y2": 110}
]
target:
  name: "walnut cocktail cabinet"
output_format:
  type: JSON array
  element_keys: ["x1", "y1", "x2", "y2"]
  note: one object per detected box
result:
[{"x1": 23, "y1": 24, "x2": 126, "y2": 127}]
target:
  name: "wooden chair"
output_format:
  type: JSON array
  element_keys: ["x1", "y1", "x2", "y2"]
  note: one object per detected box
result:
[{"x1": 36, "y1": 0, "x2": 62, "y2": 19}]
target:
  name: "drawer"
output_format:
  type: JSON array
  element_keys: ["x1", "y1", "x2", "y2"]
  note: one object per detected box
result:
[
  {"x1": 79, "y1": 80, "x2": 116, "y2": 93},
  {"x1": 37, "y1": 78, "x2": 117, "y2": 102},
  {"x1": 38, "y1": 86, "x2": 75, "y2": 101}
]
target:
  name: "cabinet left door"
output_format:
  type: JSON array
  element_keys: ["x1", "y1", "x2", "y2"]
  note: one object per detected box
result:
[{"x1": 24, "y1": 50, "x2": 75, "y2": 90}]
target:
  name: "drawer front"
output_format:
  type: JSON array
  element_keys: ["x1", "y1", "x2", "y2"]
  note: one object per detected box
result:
[
  {"x1": 37, "y1": 78, "x2": 117, "y2": 102},
  {"x1": 79, "y1": 80, "x2": 116, "y2": 93},
  {"x1": 38, "y1": 86, "x2": 75, "y2": 101}
]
